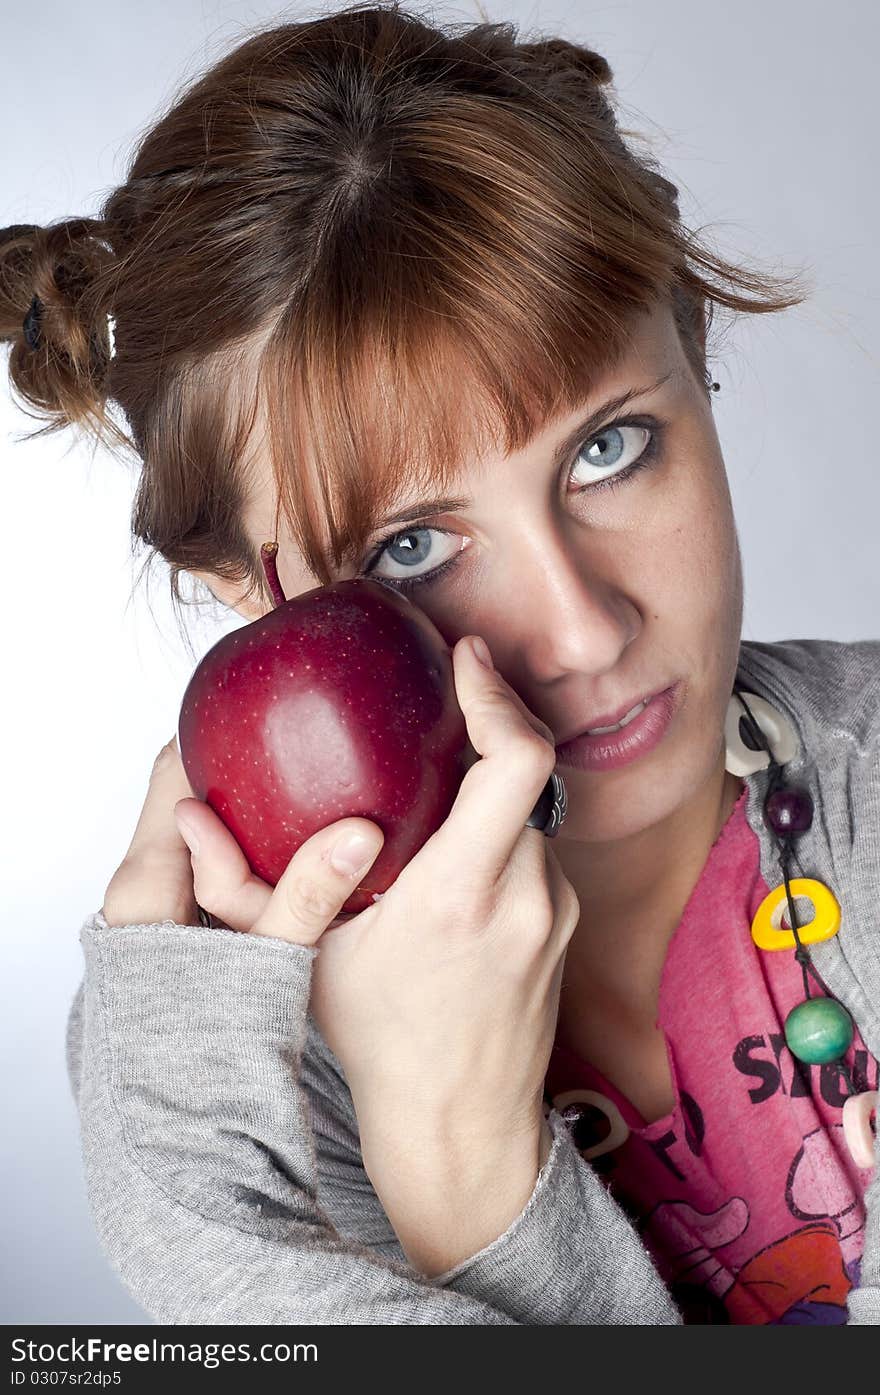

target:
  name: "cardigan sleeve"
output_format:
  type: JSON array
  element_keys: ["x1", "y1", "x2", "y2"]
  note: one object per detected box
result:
[{"x1": 66, "y1": 911, "x2": 680, "y2": 1326}]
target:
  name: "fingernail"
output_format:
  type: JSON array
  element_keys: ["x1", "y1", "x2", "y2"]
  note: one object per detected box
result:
[
  {"x1": 175, "y1": 816, "x2": 200, "y2": 856},
  {"x1": 330, "y1": 831, "x2": 377, "y2": 876},
  {"x1": 470, "y1": 636, "x2": 493, "y2": 670}
]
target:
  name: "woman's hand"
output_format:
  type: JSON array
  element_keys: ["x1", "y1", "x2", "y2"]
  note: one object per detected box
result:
[
  {"x1": 308, "y1": 636, "x2": 577, "y2": 1118},
  {"x1": 101, "y1": 737, "x2": 203, "y2": 929},
  {"x1": 100, "y1": 735, "x2": 387, "y2": 937},
  {"x1": 302, "y1": 636, "x2": 579, "y2": 1272}
]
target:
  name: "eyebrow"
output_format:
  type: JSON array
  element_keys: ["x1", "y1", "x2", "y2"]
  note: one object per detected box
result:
[{"x1": 371, "y1": 371, "x2": 675, "y2": 532}]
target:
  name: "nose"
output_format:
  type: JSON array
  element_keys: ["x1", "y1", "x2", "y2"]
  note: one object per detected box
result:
[{"x1": 484, "y1": 522, "x2": 641, "y2": 692}]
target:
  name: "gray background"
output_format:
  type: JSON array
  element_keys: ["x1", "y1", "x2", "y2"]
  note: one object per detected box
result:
[{"x1": 2, "y1": 0, "x2": 877, "y2": 1323}]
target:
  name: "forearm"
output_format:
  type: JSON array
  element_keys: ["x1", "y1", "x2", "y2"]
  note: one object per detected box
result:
[
  {"x1": 361, "y1": 1115, "x2": 554, "y2": 1280},
  {"x1": 71, "y1": 914, "x2": 520, "y2": 1325}
]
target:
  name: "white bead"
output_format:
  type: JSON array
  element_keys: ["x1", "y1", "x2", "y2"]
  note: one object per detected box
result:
[
  {"x1": 842, "y1": 1091, "x2": 877, "y2": 1170},
  {"x1": 724, "y1": 691, "x2": 800, "y2": 776},
  {"x1": 551, "y1": 1088, "x2": 630, "y2": 1160}
]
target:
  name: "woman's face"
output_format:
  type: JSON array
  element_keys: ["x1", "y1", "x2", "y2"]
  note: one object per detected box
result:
[{"x1": 201, "y1": 298, "x2": 743, "y2": 850}]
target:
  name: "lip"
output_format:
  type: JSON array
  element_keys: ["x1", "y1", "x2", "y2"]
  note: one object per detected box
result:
[
  {"x1": 554, "y1": 682, "x2": 682, "y2": 772},
  {"x1": 556, "y1": 688, "x2": 661, "y2": 743}
]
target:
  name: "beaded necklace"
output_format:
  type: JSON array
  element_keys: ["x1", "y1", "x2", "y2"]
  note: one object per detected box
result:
[
  {"x1": 549, "y1": 681, "x2": 878, "y2": 1172},
  {"x1": 728, "y1": 683, "x2": 876, "y2": 1168}
]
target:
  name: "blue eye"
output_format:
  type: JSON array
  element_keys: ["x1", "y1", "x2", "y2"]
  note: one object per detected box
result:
[
  {"x1": 572, "y1": 423, "x2": 650, "y2": 484},
  {"x1": 361, "y1": 416, "x2": 664, "y2": 593}
]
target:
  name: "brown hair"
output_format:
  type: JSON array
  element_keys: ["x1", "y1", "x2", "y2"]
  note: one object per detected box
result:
[{"x1": 1, "y1": 2, "x2": 808, "y2": 653}]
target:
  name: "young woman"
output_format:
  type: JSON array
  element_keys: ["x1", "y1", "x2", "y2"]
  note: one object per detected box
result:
[{"x1": 3, "y1": 4, "x2": 878, "y2": 1325}]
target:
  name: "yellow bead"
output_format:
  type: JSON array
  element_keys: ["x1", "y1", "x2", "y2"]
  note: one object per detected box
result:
[{"x1": 750, "y1": 877, "x2": 841, "y2": 952}]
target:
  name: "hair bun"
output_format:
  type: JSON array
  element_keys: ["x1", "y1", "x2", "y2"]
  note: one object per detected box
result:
[
  {"x1": 0, "y1": 223, "x2": 43, "y2": 336},
  {"x1": 0, "y1": 217, "x2": 117, "y2": 441}
]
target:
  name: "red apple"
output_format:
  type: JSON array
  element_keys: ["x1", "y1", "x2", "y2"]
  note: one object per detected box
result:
[{"x1": 177, "y1": 543, "x2": 472, "y2": 914}]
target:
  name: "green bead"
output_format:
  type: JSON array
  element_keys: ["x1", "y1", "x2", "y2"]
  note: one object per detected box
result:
[{"x1": 784, "y1": 997, "x2": 854, "y2": 1065}]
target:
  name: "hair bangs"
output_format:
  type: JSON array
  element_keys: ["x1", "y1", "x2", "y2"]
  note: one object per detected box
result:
[{"x1": 257, "y1": 104, "x2": 677, "y2": 594}]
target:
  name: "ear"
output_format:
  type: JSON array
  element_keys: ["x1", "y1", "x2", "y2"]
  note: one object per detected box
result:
[{"x1": 188, "y1": 569, "x2": 266, "y2": 622}]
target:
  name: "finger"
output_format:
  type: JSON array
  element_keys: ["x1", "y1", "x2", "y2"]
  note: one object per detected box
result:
[
  {"x1": 174, "y1": 782, "x2": 384, "y2": 942},
  {"x1": 124, "y1": 736, "x2": 198, "y2": 863},
  {"x1": 174, "y1": 799, "x2": 384, "y2": 942},
  {"x1": 488, "y1": 662, "x2": 557, "y2": 747},
  {"x1": 172, "y1": 793, "x2": 276, "y2": 933},
  {"x1": 102, "y1": 737, "x2": 200, "y2": 928},
  {"x1": 249, "y1": 819, "x2": 385, "y2": 946},
  {"x1": 496, "y1": 824, "x2": 579, "y2": 953},
  {"x1": 426, "y1": 636, "x2": 558, "y2": 889},
  {"x1": 542, "y1": 842, "x2": 581, "y2": 947}
]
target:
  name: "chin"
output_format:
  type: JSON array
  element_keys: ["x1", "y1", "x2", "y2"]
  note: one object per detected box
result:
[
  {"x1": 557, "y1": 768, "x2": 682, "y2": 844},
  {"x1": 557, "y1": 719, "x2": 723, "y2": 846}
]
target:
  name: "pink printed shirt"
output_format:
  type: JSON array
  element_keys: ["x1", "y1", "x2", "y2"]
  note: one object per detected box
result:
[{"x1": 544, "y1": 786, "x2": 879, "y2": 1325}]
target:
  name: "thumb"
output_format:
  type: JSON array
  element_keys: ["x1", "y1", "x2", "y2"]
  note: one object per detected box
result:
[{"x1": 249, "y1": 819, "x2": 385, "y2": 946}]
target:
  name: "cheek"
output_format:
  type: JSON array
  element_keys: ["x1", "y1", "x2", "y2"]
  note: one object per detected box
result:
[
  {"x1": 661, "y1": 453, "x2": 744, "y2": 680},
  {"x1": 692, "y1": 453, "x2": 741, "y2": 606},
  {"x1": 647, "y1": 445, "x2": 739, "y2": 601},
  {"x1": 406, "y1": 591, "x2": 473, "y2": 655}
]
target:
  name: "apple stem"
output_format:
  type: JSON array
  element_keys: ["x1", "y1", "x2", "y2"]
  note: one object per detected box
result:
[{"x1": 260, "y1": 541, "x2": 287, "y2": 608}]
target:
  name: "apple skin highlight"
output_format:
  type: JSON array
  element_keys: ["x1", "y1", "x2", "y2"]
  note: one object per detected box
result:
[{"x1": 177, "y1": 543, "x2": 471, "y2": 914}]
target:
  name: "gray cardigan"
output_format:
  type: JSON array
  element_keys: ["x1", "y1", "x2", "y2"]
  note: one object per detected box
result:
[{"x1": 65, "y1": 637, "x2": 880, "y2": 1324}]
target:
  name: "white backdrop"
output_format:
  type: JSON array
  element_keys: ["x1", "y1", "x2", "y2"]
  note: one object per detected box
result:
[{"x1": 2, "y1": 0, "x2": 877, "y2": 1323}]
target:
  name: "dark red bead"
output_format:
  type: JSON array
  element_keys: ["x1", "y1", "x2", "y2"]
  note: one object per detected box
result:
[{"x1": 764, "y1": 785, "x2": 814, "y2": 836}]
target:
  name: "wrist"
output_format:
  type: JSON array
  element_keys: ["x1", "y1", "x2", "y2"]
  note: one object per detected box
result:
[{"x1": 360, "y1": 1110, "x2": 549, "y2": 1279}]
